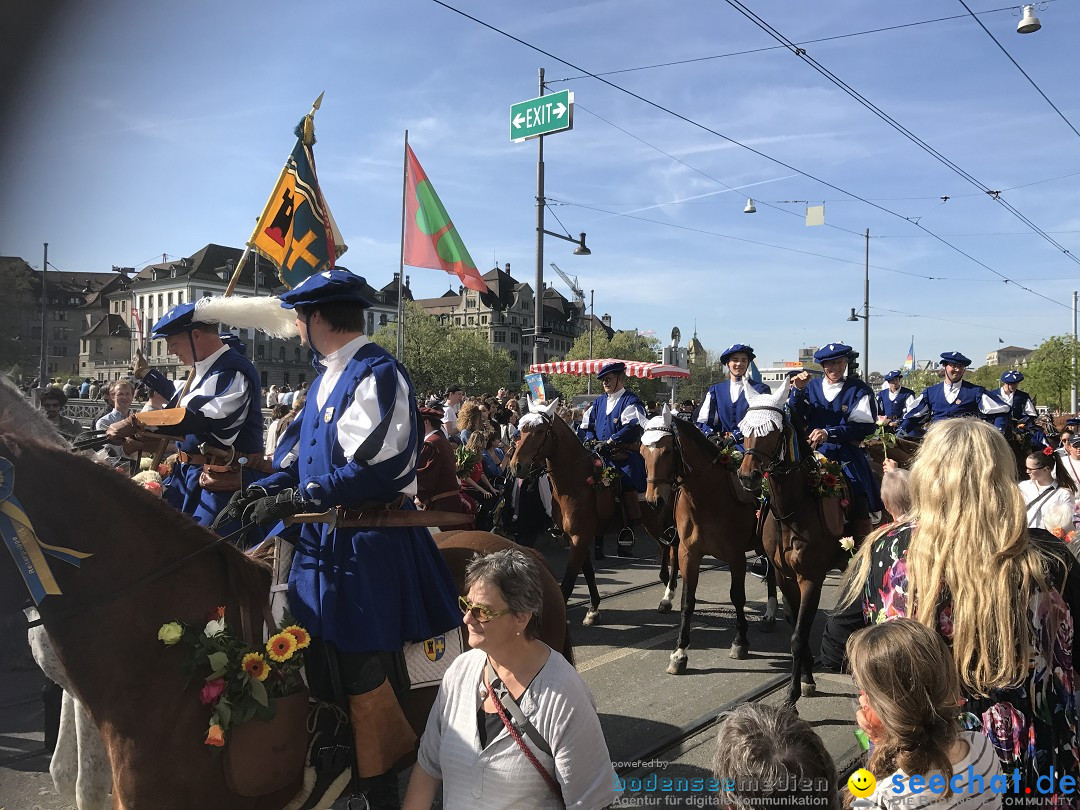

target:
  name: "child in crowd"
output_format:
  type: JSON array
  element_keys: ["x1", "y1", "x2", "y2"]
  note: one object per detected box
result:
[{"x1": 846, "y1": 619, "x2": 1003, "y2": 809}]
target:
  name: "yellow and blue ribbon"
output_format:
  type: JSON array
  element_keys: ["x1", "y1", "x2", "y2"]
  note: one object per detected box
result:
[{"x1": 0, "y1": 456, "x2": 92, "y2": 605}]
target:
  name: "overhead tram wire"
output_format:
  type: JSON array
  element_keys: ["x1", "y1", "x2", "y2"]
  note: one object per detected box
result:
[
  {"x1": 430, "y1": 1, "x2": 1070, "y2": 311},
  {"x1": 575, "y1": 103, "x2": 867, "y2": 239},
  {"x1": 549, "y1": 5, "x2": 1035, "y2": 83},
  {"x1": 957, "y1": 0, "x2": 1080, "y2": 142},
  {"x1": 870, "y1": 305, "x2": 1042, "y2": 339},
  {"x1": 721, "y1": 0, "x2": 1080, "y2": 272}
]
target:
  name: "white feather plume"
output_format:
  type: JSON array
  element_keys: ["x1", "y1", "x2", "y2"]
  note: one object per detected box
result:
[{"x1": 192, "y1": 296, "x2": 299, "y2": 339}]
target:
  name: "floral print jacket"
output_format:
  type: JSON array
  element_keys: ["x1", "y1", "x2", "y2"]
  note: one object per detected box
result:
[{"x1": 862, "y1": 521, "x2": 1080, "y2": 805}]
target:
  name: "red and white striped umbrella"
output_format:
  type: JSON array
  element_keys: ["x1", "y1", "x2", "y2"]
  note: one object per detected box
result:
[{"x1": 528, "y1": 358, "x2": 690, "y2": 379}]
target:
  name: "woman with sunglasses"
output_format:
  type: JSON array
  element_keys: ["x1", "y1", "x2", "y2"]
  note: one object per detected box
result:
[
  {"x1": 1020, "y1": 449, "x2": 1076, "y2": 530},
  {"x1": 404, "y1": 549, "x2": 616, "y2": 810}
]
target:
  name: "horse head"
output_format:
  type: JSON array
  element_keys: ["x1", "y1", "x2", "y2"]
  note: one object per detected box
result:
[
  {"x1": 737, "y1": 379, "x2": 792, "y2": 493},
  {"x1": 641, "y1": 406, "x2": 678, "y2": 511},
  {"x1": 512, "y1": 398, "x2": 561, "y2": 478}
]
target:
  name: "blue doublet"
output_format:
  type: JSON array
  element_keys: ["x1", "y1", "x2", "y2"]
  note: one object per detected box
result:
[
  {"x1": 992, "y1": 388, "x2": 1045, "y2": 448},
  {"x1": 790, "y1": 377, "x2": 882, "y2": 513},
  {"x1": 876, "y1": 387, "x2": 915, "y2": 422},
  {"x1": 696, "y1": 379, "x2": 772, "y2": 447},
  {"x1": 146, "y1": 347, "x2": 267, "y2": 532},
  {"x1": 583, "y1": 390, "x2": 647, "y2": 491},
  {"x1": 259, "y1": 341, "x2": 460, "y2": 654},
  {"x1": 900, "y1": 380, "x2": 1003, "y2": 435}
]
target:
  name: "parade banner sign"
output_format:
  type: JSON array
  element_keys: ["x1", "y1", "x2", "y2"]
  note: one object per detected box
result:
[{"x1": 525, "y1": 372, "x2": 547, "y2": 403}]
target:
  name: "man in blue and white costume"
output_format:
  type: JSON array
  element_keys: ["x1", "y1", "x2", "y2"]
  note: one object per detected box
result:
[
  {"x1": 580, "y1": 361, "x2": 648, "y2": 559},
  {"x1": 235, "y1": 270, "x2": 460, "y2": 810},
  {"x1": 695, "y1": 343, "x2": 771, "y2": 448},
  {"x1": 993, "y1": 370, "x2": 1045, "y2": 450},
  {"x1": 899, "y1": 351, "x2": 1008, "y2": 436},
  {"x1": 790, "y1": 343, "x2": 882, "y2": 545},
  {"x1": 108, "y1": 301, "x2": 268, "y2": 534},
  {"x1": 876, "y1": 370, "x2": 915, "y2": 428}
]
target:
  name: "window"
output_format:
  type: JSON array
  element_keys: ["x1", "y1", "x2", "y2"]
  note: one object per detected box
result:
[
  {"x1": 55, "y1": 310, "x2": 68, "y2": 321},
  {"x1": 167, "y1": 292, "x2": 174, "y2": 306},
  {"x1": 510, "y1": 351, "x2": 517, "y2": 363},
  {"x1": 53, "y1": 327, "x2": 67, "y2": 341},
  {"x1": 55, "y1": 346, "x2": 68, "y2": 357},
  {"x1": 155, "y1": 341, "x2": 162, "y2": 357},
  {"x1": 367, "y1": 312, "x2": 375, "y2": 334},
  {"x1": 294, "y1": 348, "x2": 301, "y2": 362},
  {"x1": 257, "y1": 344, "x2": 265, "y2": 359},
  {"x1": 494, "y1": 331, "x2": 506, "y2": 344},
  {"x1": 139, "y1": 295, "x2": 145, "y2": 313},
  {"x1": 467, "y1": 316, "x2": 475, "y2": 325},
  {"x1": 279, "y1": 347, "x2": 286, "y2": 361},
  {"x1": 260, "y1": 370, "x2": 268, "y2": 388},
  {"x1": 95, "y1": 339, "x2": 103, "y2": 354},
  {"x1": 157, "y1": 294, "x2": 164, "y2": 309},
  {"x1": 379, "y1": 314, "x2": 388, "y2": 326},
  {"x1": 283, "y1": 372, "x2": 290, "y2": 386},
  {"x1": 481, "y1": 315, "x2": 488, "y2": 324}
]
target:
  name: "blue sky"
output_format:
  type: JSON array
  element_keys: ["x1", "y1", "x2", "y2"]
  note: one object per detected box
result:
[{"x1": 3, "y1": 0, "x2": 1079, "y2": 374}]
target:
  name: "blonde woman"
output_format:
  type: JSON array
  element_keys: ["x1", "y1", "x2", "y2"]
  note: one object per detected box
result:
[{"x1": 833, "y1": 418, "x2": 1080, "y2": 798}]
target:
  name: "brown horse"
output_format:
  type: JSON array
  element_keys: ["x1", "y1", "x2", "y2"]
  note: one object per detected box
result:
[
  {"x1": 511, "y1": 405, "x2": 675, "y2": 625},
  {"x1": 640, "y1": 414, "x2": 778, "y2": 674},
  {"x1": 736, "y1": 381, "x2": 838, "y2": 707},
  {"x1": 0, "y1": 381, "x2": 568, "y2": 809}
]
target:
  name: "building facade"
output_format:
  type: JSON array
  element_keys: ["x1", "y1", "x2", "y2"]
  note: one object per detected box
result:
[{"x1": 985, "y1": 345, "x2": 1033, "y2": 367}]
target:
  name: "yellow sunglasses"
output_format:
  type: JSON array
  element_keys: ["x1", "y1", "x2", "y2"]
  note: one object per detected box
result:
[{"x1": 458, "y1": 595, "x2": 513, "y2": 623}]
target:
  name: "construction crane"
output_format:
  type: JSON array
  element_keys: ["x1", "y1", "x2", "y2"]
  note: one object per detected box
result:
[{"x1": 549, "y1": 263, "x2": 585, "y2": 309}]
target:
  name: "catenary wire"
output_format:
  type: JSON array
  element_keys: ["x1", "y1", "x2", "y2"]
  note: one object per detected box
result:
[{"x1": 430, "y1": 0, "x2": 1070, "y2": 310}]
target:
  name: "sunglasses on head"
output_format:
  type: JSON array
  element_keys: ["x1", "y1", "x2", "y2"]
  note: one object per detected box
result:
[{"x1": 458, "y1": 595, "x2": 512, "y2": 623}]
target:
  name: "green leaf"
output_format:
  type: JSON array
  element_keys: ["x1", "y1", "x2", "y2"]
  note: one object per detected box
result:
[
  {"x1": 216, "y1": 700, "x2": 232, "y2": 727},
  {"x1": 207, "y1": 652, "x2": 229, "y2": 674},
  {"x1": 250, "y1": 677, "x2": 268, "y2": 707}
]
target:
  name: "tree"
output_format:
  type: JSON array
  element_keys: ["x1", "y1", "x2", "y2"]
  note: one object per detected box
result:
[
  {"x1": 372, "y1": 300, "x2": 512, "y2": 399},
  {"x1": 1025, "y1": 334, "x2": 1077, "y2": 412},
  {"x1": 683, "y1": 350, "x2": 724, "y2": 405},
  {"x1": 903, "y1": 367, "x2": 941, "y2": 393},
  {"x1": 546, "y1": 329, "x2": 666, "y2": 404},
  {"x1": 967, "y1": 364, "x2": 1005, "y2": 390}
]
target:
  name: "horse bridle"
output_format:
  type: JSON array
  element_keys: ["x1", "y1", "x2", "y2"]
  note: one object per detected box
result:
[
  {"x1": 644, "y1": 424, "x2": 684, "y2": 487},
  {"x1": 740, "y1": 405, "x2": 793, "y2": 473}
]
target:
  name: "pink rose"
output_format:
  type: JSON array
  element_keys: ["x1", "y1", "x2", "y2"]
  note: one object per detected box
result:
[
  {"x1": 200, "y1": 678, "x2": 226, "y2": 706},
  {"x1": 586, "y1": 477, "x2": 596, "y2": 486},
  {"x1": 594, "y1": 459, "x2": 603, "y2": 468},
  {"x1": 141, "y1": 481, "x2": 163, "y2": 496}
]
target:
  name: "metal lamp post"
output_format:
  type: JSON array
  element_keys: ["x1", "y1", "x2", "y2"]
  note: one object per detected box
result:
[{"x1": 846, "y1": 229, "x2": 870, "y2": 382}]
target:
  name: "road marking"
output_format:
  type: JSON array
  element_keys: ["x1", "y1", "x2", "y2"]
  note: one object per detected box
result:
[{"x1": 577, "y1": 628, "x2": 680, "y2": 672}]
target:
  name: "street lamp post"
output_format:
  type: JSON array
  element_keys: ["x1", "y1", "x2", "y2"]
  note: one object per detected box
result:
[
  {"x1": 38, "y1": 242, "x2": 48, "y2": 388},
  {"x1": 846, "y1": 229, "x2": 870, "y2": 382}
]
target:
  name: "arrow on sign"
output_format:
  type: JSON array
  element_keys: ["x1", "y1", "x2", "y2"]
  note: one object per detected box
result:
[
  {"x1": 513, "y1": 113, "x2": 526, "y2": 129},
  {"x1": 552, "y1": 102, "x2": 566, "y2": 119}
]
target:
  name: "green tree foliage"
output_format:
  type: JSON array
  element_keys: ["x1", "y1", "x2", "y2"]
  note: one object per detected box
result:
[
  {"x1": 902, "y1": 367, "x2": 941, "y2": 393},
  {"x1": 967, "y1": 364, "x2": 1005, "y2": 390},
  {"x1": 547, "y1": 329, "x2": 666, "y2": 404},
  {"x1": 0, "y1": 260, "x2": 35, "y2": 375},
  {"x1": 372, "y1": 300, "x2": 511, "y2": 399},
  {"x1": 1025, "y1": 335, "x2": 1077, "y2": 412},
  {"x1": 683, "y1": 350, "x2": 724, "y2": 405}
]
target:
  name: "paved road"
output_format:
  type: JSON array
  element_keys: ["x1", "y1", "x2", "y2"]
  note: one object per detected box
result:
[{"x1": 0, "y1": 531, "x2": 860, "y2": 809}]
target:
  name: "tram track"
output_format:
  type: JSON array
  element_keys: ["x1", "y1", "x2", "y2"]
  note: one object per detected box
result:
[{"x1": 565, "y1": 560, "x2": 725, "y2": 611}]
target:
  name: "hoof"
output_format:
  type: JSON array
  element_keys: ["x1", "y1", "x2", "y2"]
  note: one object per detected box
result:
[
  {"x1": 729, "y1": 644, "x2": 748, "y2": 660},
  {"x1": 800, "y1": 681, "x2": 816, "y2": 697},
  {"x1": 759, "y1": 616, "x2": 776, "y2": 633},
  {"x1": 657, "y1": 600, "x2": 672, "y2": 614},
  {"x1": 583, "y1": 608, "x2": 601, "y2": 626},
  {"x1": 666, "y1": 657, "x2": 687, "y2": 675}
]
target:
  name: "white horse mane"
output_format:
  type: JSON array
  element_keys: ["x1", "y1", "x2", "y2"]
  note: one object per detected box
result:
[
  {"x1": 0, "y1": 375, "x2": 69, "y2": 448},
  {"x1": 641, "y1": 404, "x2": 673, "y2": 447},
  {"x1": 737, "y1": 379, "x2": 791, "y2": 438}
]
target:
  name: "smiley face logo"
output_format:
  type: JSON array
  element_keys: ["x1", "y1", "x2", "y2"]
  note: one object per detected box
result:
[{"x1": 847, "y1": 768, "x2": 877, "y2": 798}]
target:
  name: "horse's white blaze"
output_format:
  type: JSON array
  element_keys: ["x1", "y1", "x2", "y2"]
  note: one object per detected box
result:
[{"x1": 765, "y1": 596, "x2": 778, "y2": 620}]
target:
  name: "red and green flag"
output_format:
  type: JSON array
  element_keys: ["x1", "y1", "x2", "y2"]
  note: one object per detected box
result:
[{"x1": 403, "y1": 145, "x2": 487, "y2": 293}]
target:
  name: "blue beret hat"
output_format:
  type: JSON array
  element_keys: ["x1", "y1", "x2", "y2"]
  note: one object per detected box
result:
[
  {"x1": 1067, "y1": 417, "x2": 1080, "y2": 427},
  {"x1": 597, "y1": 361, "x2": 626, "y2": 379},
  {"x1": 940, "y1": 351, "x2": 971, "y2": 367},
  {"x1": 882, "y1": 370, "x2": 902, "y2": 382},
  {"x1": 720, "y1": 343, "x2": 756, "y2": 365},
  {"x1": 151, "y1": 302, "x2": 201, "y2": 339},
  {"x1": 813, "y1": 343, "x2": 853, "y2": 364},
  {"x1": 220, "y1": 333, "x2": 247, "y2": 357},
  {"x1": 1000, "y1": 370, "x2": 1024, "y2": 384},
  {"x1": 279, "y1": 269, "x2": 376, "y2": 310}
]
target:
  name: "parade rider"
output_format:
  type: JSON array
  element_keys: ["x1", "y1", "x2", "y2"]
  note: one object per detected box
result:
[
  {"x1": 106, "y1": 301, "x2": 268, "y2": 534},
  {"x1": 790, "y1": 343, "x2": 882, "y2": 545},
  {"x1": 226, "y1": 270, "x2": 461, "y2": 810},
  {"x1": 580, "y1": 361, "x2": 649, "y2": 560},
  {"x1": 876, "y1": 370, "x2": 915, "y2": 429},
  {"x1": 993, "y1": 370, "x2": 1044, "y2": 449},
  {"x1": 899, "y1": 351, "x2": 1008, "y2": 436},
  {"x1": 695, "y1": 343, "x2": 771, "y2": 448}
]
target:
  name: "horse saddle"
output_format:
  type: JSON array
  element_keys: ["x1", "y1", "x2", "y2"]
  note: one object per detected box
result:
[{"x1": 817, "y1": 480, "x2": 851, "y2": 540}]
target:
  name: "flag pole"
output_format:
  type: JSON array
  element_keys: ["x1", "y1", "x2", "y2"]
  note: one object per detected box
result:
[{"x1": 397, "y1": 130, "x2": 409, "y2": 359}]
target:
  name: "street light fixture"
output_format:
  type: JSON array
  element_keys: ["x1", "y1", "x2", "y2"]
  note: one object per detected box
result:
[
  {"x1": 543, "y1": 229, "x2": 591, "y2": 256},
  {"x1": 1017, "y1": 4, "x2": 1041, "y2": 33},
  {"x1": 846, "y1": 228, "x2": 871, "y2": 383}
]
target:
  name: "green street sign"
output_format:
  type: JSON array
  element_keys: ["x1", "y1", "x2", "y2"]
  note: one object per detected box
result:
[{"x1": 510, "y1": 89, "x2": 574, "y2": 142}]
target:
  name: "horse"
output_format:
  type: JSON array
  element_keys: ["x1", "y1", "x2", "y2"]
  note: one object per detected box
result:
[
  {"x1": 511, "y1": 402, "x2": 675, "y2": 626},
  {"x1": 0, "y1": 377, "x2": 569, "y2": 810},
  {"x1": 640, "y1": 412, "x2": 778, "y2": 675},
  {"x1": 736, "y1": 381, "x2": 840, "y2": 707}
]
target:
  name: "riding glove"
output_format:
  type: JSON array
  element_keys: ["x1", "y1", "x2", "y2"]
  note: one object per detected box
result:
[
  {"x1": 212, "y1": 485, "x2": 268, "y2": 530},
  {"x1": 243, "y1": 488, "x2": 315, "y2": 529}
]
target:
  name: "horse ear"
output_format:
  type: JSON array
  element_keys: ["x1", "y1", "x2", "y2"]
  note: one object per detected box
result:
[
  {"x1": 543, "y1": 398, "x2": 560, "y2": 415},
  {"x1": 661, "y1": 403, "x2": 672, "y2": 427}
]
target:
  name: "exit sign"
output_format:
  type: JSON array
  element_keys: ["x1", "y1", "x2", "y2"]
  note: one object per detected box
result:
[{"x1": 510, "y1": 90, "x2": 573, "y2": 142}]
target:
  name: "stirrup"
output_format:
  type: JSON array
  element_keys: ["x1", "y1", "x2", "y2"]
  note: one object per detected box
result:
[
  {"x1": 617, "y1": 527, "x2": 635, "y2": 550},
  {"x1": 657, "y1": 526, "x2": 677, "y2": 549}
]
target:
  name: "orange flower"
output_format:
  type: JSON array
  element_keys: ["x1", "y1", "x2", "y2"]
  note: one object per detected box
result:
[
  {"x1": 205, "y1": 606, "x2": 226, "y2": 622},
  {"x1": 204, "y1": 723, "x2": 225, "y2": 747},
  {"x1": 267, "y1": 632, "x2": 298, "y2": 662},
  {"x1": 283, "y1": 625, "x2": 311, "y2": 650},
  {"x1": 241, "y1": 652, "x2": 270, "y2": 681}
]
